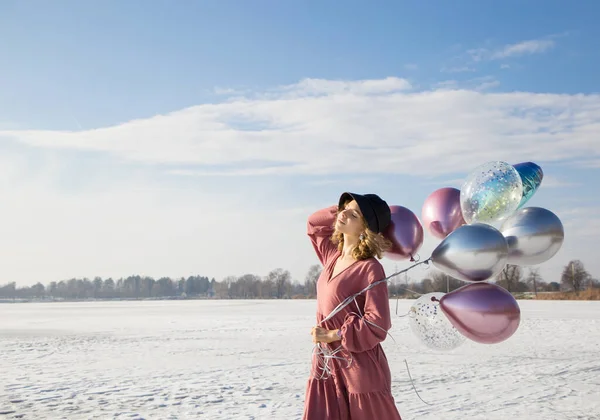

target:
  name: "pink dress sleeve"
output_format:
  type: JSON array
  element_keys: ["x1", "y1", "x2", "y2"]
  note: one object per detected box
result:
[
  {"x1": 307, "y1": 205, "x2": 339, "y2": 266},
  {"x1": 339, "y1": 262, "x2": 392, "y2": 353}
]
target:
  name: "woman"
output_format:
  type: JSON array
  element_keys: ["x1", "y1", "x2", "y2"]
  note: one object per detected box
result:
[{"x1": 302, "y1": 192, "x2": 402, "y2": 420}]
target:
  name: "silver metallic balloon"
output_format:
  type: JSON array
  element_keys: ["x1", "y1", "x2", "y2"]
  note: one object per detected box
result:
[
  {"x1": 431, "y1": 223, "x2": 508, "y2": 282},
  {"x1": 460, "y1": 161, "x2": 523, "y2": 224},
  {"x1": 499, "y1": 207, "x2": 565, "y2": 265},
  {"x1": 409, "y1": 292, "x2": 466, "y2": 351}
]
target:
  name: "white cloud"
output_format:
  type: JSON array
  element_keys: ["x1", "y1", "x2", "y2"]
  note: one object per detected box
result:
[
  {"x1": 491, "y1": 39, "x2": 555, "y2": 59},
  {"x1": 273, "y1": 76, "x2": 412, "y2": 97},
  {"x1": 540, "y1": 175, "x2": 577, "y2": 188},
  {"x1": 3, "y1": 77, "x2": 598, "y2": 178},
  {"x1": 556, "y1": 207, "x2": 600, "y2": 238},
  {"x1": 459, "y1": 38, "x2": 556, "y2": 66}
]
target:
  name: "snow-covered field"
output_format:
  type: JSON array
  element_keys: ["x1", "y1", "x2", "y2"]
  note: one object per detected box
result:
[{"x1": 1, "y1": 299, "x2": 599, "y2": 420}]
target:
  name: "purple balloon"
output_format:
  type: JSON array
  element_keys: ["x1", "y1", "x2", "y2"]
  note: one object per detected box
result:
[
  {"x1": 438, "y1": 282, "x2": 521, "y2": 344},
  {"x1": 422, "y1": 187, "x2": 466, "y2": 239},
  {"x1": 384, "y1": 205, "x2": 424, "y2": 261}
]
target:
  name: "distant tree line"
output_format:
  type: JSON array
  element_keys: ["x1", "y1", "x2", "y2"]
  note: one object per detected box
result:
[
  {"x1": 391, "y1": 259, "x2": 598, "y2": 297},
  {"x1": 0, "y1": 260, "x2": 596, "y2": 301}
]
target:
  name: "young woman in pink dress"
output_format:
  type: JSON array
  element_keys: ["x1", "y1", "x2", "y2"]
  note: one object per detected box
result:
[{"x1": 302, "y1": 192, "x2": 402, "y2": 420}]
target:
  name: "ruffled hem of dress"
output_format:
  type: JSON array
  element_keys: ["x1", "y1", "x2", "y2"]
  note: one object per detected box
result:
[{"x1": 303, "y1": 377, "x2": 401, "y2": 420}]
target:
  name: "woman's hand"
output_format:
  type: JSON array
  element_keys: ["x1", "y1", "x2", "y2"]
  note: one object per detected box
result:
[{"x1": 311, "y1": 326, "x2": 340, "y2": 344}]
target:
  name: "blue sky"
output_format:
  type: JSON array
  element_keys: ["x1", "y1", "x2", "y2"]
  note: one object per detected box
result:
[{"x1": 0, "y1": 0, "x2": 598, "y2": 286}]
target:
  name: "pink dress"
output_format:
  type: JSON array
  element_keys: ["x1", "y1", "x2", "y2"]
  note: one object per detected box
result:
[{"x1": 302, "y1": 206, "x2": 402, "y2": 420}]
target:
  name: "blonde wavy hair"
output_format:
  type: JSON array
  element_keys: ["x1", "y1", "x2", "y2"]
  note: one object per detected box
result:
[{"x1": 331, "y1": 199, "x2": 393, "y2": 260}]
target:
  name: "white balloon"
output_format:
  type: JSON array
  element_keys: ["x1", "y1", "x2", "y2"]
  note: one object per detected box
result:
[{"x1": 409, "y1": 292, "x2": 466, "y2": 351}]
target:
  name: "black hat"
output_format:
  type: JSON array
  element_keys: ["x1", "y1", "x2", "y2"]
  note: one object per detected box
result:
[{"x1": 338, "y1": 192, "x2": 391, "y2": 234}]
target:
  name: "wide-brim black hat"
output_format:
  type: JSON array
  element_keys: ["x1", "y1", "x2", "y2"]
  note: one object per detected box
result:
[{"x1": 338, "y1": 192, "x2": 391, "y2": 234}]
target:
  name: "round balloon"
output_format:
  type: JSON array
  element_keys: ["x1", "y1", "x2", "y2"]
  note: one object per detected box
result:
[
  {"x1": 513, "y1": 162, "x2": 543, "y2": 209},
  {"x1": 460, "y1": 161, "x2": 523, "y2": 225},
  {"x1": 384, "y1": 205, "x2": 424, "y2": 261},
  {"x1": 408, "y1": 292, "x2": 466, "y2": 351},
  {"x1": 439, "y1": 282, "x2": 521, "y2": 344},
  {"x1": 500, "y1": 207, "x2": 564, "y2": 265},
  {"x1": 431, "y1": 223, "x2": 509, "y2": 282},
  {"x1": 422, "y1": 187, "x2": 466, "y2": 239}
]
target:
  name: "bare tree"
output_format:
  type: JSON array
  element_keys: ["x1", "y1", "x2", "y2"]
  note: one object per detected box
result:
[
  {"x1": 561, "y1": 260, "x2": 591, "y2": 292},
  {"x1": 496, "y1": 264, "x2": 524, "y2": 292},
  {"x1": 526, "y1": 268, "x2": 542, "y2": 297},
  {"x1": 304, "y1": 264, "x2": 322, "y2": 297},
  {"x1": 422, "y1": 278, "x2": 435, "y2": 294},
  {"x1": 430, "y1": 270, "x2": 463, "y2": 293},
  {"x1": 266, "y1": 268, "x2": 292, "y2": 299}
]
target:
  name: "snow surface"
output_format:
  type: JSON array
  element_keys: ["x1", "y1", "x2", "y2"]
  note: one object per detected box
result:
[{"x1": 1, "y1": 300, "x2": 599, "y2": 419}]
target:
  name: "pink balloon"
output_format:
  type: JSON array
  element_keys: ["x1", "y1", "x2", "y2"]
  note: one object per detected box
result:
[
  {"x1": 384, "y1": 205, "x2": 424, "y2": 261},
  {"x1": 438, "y1": 282, "x2": 520, "y2": 344},
  {"x1": 422, "y1": 187, "x2": 466, "y2": 239}
]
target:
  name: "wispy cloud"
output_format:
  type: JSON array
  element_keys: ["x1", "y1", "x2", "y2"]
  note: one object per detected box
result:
[
  {"x1": 435, "y1": 76, "x2": 500, "y2": 92},
  {"x1": 466, "y1": 38, "x2": 555, "y2": 62},
  {"x1": 272, "y1": 76, "x2": 412, "y2": 97},
  {"x1": 404, "y1": 63, "x2": 418, "y2": 71},
  {"x1": 491, "y1": 39, "x2": 555, "y2": 59},
  {"x1": 447, "y1": 37, "x2": 559, "y2": 72},
  {"x1": 441, "y1": 66, "x2": 476, "y2": 73}
]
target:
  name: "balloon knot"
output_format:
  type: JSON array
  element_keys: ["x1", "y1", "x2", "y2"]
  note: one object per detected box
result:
[
  {"x1": 430, "y1": 297, "x2": 439, "y2": 302},
  {"x1": 409, "y1": 255, "x2": 415, "y2": 262}
]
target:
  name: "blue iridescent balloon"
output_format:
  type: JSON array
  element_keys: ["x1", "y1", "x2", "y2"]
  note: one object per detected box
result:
[{"x1": 513, "y1": 162, "x2": 543, "y2": 208}]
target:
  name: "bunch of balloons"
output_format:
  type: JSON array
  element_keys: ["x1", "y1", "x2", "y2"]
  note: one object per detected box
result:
[{"x1": 384, "y1": 160, "x2": 564, "y2": 350}]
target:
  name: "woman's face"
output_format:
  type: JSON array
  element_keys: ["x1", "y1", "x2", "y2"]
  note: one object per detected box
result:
[{"x1": 335, "y1": 200, "x2": 365, "y2": 237}]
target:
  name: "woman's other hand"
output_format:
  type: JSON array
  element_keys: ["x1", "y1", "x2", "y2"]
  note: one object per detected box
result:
[{"x1": 311, "y1": 326, "x2": 340, "y2": 344}]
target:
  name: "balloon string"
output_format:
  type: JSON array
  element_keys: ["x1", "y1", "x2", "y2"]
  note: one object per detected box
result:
[
  {"x1": 311, "y1": 304, "x2": 397, "y2": 379},
  {"x1": 403, "y1": 359, "x2": 433, "y2": 406},
  {"x1": 395, "y1": 309, "x2": 411, "y2": 318},
  {"x1": 312, "y1": 343, "x2": 352, "y2": 380},
  {"x1": 320, "y1": 258, "x2": 431, "y2": 326}
]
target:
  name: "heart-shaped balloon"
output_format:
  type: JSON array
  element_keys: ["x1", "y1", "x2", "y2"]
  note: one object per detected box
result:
[
  {"x1": 439, "y1": 282, "x2": 521, "y2": 344},
  {"x1": 513, "y1": 162, "x2": 543, "y2": 208},
  {"x1": 500, "y1": 206, "x2": 564, "y2": 265},
  {"x1": 384, "y1": 205, "x2": 424, "y2": 261},
  {"x1": 431, "y1": 223, "x2": 508, "y2": 282},
  {"x1": 421, "y1": 187, "x2": 466, "y2": 239}
]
